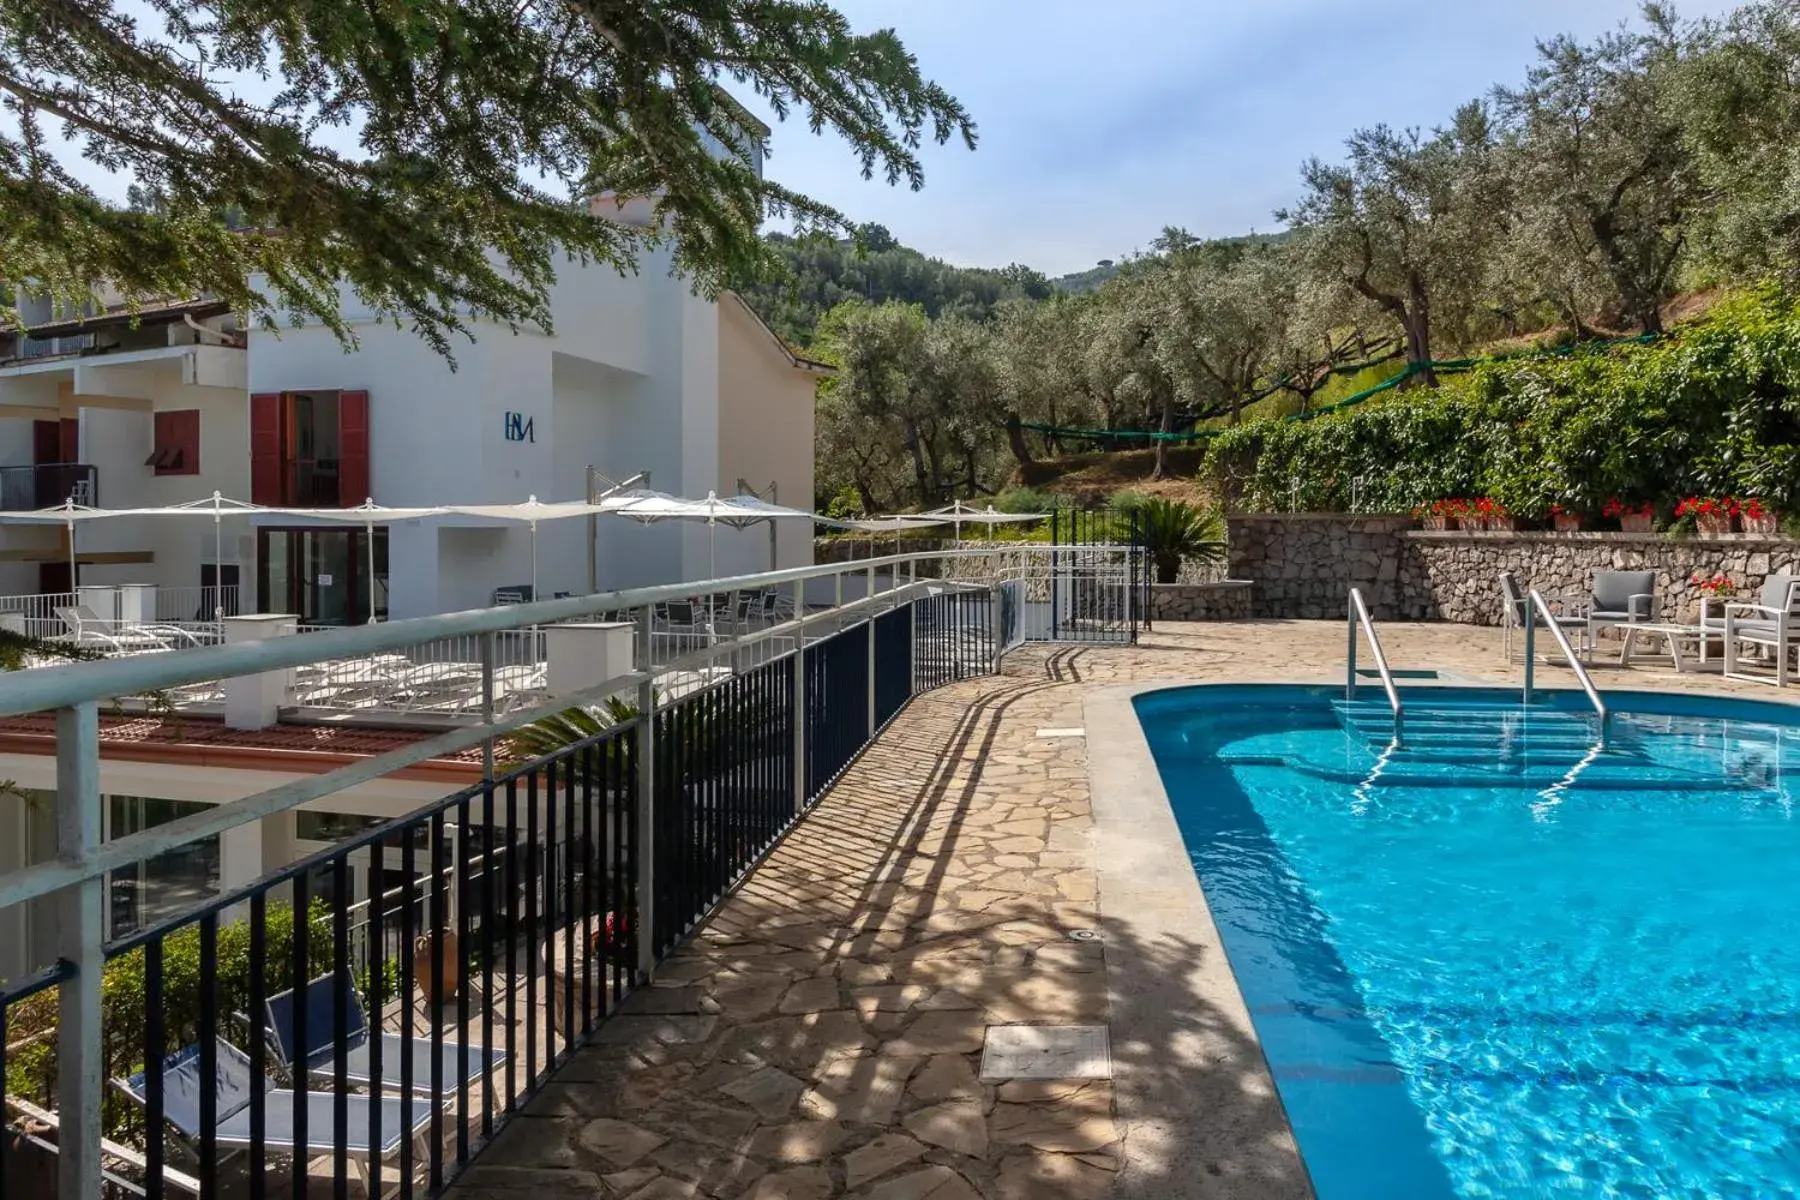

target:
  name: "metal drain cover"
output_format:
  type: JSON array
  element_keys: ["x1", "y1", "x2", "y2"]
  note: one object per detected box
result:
[
  {"x1": 1067, "y1": 929, "x2": 1100, "y2": 942},
  {"x1": 980, "y1": 1025, "x2": 1112, "y2": 1080}
]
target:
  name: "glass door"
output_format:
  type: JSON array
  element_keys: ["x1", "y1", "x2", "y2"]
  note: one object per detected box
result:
[
  {"x1": 306, "y1": 529, "x2": 352, "y2": 625},
  {"x1": 258, "y1": 527, "x2": 388, "y2": 625}
]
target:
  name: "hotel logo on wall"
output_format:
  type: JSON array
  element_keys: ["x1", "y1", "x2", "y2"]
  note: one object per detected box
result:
[{"x1": 503, "y1": 411, "x2": 536, "y2": 443}]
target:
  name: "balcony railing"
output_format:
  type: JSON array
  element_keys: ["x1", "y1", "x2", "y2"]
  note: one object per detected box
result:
[
  {"x1": 0, "y1": 539, "x2": 1144, "y2": 1200},
  {"x1": 16, "y1": 333, "x2": 95, "y2": 361},
  {"x1": 0, "y1": 463, "x2": 98, "y2": 511}
]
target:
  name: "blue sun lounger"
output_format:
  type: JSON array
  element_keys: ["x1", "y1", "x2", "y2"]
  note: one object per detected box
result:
[
  {"x1": 266, "y1": 973, "x2": 507, "y2": 1098},
  {"x1": 117, "y1": 1038, "x2": 437, "y2": 1197}
]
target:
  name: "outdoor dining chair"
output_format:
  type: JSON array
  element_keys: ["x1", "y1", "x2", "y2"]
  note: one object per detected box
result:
[
  {"x1": 1722, "y1": 574, "x2": 1800, "y2": 686},
  {"x1": 265, "y1": 974, "x2": 508, "y2": 1099},
  {"x1": 1497, "y1": 572, "x2": 1589, "y2": 661},
  {"x1": 116, "y1": 1038, "x2": 438, "y2": 1199},
  {"x1": 1585, "y1": 571, "x2": 1657, "y2": 645}
]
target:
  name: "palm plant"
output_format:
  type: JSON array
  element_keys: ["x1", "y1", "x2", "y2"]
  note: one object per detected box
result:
[{"x1": 1133, "y1": 498, "x2": 1226, "y2": 584}]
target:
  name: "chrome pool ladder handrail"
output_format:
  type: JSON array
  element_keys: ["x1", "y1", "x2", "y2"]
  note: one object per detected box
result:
[
  {"x1": 1525, "y1": 587, "x2": 1609, "y2": 746},
  {"x1": 1347, "y1": 587, "x2": 1404, "y2": 747}
]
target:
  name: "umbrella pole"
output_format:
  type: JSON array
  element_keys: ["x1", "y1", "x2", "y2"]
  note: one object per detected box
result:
[
  {"x1": 66, "y1": 513, "x2": 76, "y2": 596},
  {"x1": 366, "y1": 519, "x2": 377, "y2": 623},
  {"x1": 214, "y1": 513, "x2": 224, "y2": 623},
  {"x1": 707, "y1": 518, "x2": 717, "y2": 647}
]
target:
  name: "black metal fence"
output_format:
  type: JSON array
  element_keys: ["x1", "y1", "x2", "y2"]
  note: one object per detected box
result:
[{"x1": 0, "y1": 586, "x2": 1001, "y2": 1200}]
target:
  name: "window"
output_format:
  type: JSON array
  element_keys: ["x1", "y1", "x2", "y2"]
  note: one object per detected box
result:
[
  {"x1": 250, "y1": 390, "x2": 368, "y2": 507},
  {"x1": 148, "y1": 409, "x2": 200, "y2": 476},
  {"x1": 106, "y1": 795, "x2": 219, "y2": 940},
  {"x1": 296, "y1": 810, "x2": 385, "y2": 843}
]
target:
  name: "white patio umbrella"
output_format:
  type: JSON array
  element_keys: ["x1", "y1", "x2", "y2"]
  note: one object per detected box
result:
[
  {"x1": 838, "y1": 514, "x2": 949, "y2": 557},
  {"x1": 0, "y1": 499, "x2": 120, "y2": 597},
  {"x1": 438, "y1": 497, "x2": 609, "y2": 609},
  {"x1": 921, "y1": 500, "x2": 1048, "y2": 542},
  {"x1": 607, "y1": 490, "x2": 832, "y2": 635},
  {"x1": 608, "y1": 490, "x2": 828, "y2": 577}
]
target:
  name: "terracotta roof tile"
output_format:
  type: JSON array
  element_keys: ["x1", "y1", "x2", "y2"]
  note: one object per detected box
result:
[{"x1": 0, "y1": 713, "x2": 484, "y2": 778}]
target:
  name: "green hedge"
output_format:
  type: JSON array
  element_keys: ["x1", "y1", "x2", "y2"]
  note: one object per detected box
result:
[
  {"x1": 1203, "y1": 285, "x2": 1800, "y2": 520},
  {"x1": 8, "y1": 900, "x2": 335, "y2": 1143}
]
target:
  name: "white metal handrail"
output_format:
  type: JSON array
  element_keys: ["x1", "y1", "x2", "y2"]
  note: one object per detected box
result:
[
  {"x1": 1526, "y1": 588, "x2": 1609, "y2": 744},
  {"x1": 1346, "y1": 587, "x2": 1404, "y2": 746}
]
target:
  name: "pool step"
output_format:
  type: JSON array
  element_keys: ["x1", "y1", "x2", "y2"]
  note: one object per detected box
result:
[{"x1": 1258, "y1": 753, "x2": 1771, "y2": 793}]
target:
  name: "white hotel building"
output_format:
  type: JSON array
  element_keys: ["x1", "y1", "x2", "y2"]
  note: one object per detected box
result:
[{"x1": 0, "y1": 137, "x2": 829, "y2": 977}]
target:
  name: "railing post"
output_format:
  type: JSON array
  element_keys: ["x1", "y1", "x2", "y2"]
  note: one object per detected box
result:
[
  {"x1": 634, "y1": 608, "x2": 656, "y2": 982},
  {"x1": 866, "y1": 600, "x2": 877, "y2": 740},
  {"x1": 793, "y1": 580, "x2": 808, "y2": 813},
  {"x1": 56, "y1": 701, "x2": 103, "y2": 1200},
  {"x1": 481, "y1": 631, "x2": 496, "y2": 783},
  {"x1": 1346, "y1": 593, "x2": 1357, "y2": 702},
  {"x1": 1523, "y1": 598, "x2": 1536, "y2": 705}
]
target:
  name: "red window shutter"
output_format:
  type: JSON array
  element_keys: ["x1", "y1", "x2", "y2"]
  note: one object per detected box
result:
[
  {"x1": 179, "y1": 409, "x2": 200, "y2": 474},
  {"x1": 153, "y1": 409, "x2": 201, "y2": 476},
  {"x1": 59, "y1": 418, "x2": 79, "y2": 462},
  {"x1": 250, "y1": 392, "x2": 283, "y2": 505},
  {"x1": 338, "y1": 389, "x2": 370, "y2": 507}
]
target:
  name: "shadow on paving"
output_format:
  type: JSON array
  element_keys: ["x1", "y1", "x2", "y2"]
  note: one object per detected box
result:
[{"x1": 445, "y1": 642, "x2": 1312, "y2": 1200}]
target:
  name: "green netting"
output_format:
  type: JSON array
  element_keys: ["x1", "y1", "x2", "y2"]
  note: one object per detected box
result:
[{"x1": 1021, "y1": 332, "x2": 1663, "y2": 445}]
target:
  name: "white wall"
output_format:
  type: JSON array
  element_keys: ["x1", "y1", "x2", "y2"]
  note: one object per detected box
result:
[{"x1": 244, "y1": 246, "x2": 794, "y2": 614}]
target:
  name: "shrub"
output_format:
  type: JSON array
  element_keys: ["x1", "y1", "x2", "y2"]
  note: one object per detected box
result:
[
  {"x1": 8, "y1": 900, "x2": 336, "y2": 1143},
  {"x1": 1204, "y1": 284, "x2": 1800, "y2": 518},
  {"x1": 1136, "y1": 499, "x2": 1226, "y2": 584}
]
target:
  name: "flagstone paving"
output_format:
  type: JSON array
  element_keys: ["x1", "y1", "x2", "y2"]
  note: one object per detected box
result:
[{"x1": 448, "y1": 620, "x2": 1789, "y2": 1200}]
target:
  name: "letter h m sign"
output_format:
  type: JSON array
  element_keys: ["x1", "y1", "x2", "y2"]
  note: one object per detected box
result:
[{"x1": 504, "y1": 411, "x2": 536, "y2": 443}]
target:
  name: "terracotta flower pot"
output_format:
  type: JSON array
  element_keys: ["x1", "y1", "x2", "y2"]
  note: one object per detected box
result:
[
  {"x1": 413, "y1": 930, "x2": 462, "y2": 1006},
  {"x1": 1743, "y1": 512, "x2": 1779, "y2": 536},
  {"x1": 1553, "y1": 514, "x2": 1582, "y2": 532},
  {"x1": 1419, "y1": 515, "x2": 1449, "y2": 531},
  {"x1": 1619, "y1": 513, "x2": 1654, "y2": 533},
  {"x1": 1696, "y1": 511, "x2": 1735, "y2": 536}
]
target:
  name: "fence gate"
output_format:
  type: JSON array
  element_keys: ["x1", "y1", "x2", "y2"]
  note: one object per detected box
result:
[{"x1": 1030, "y1": 508, "x2": 1145, "y2": 645}]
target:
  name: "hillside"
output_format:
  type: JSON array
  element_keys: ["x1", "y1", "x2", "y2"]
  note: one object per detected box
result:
[{"x1": 738, "y1": 225, "x2": 1053, "y2": 349}]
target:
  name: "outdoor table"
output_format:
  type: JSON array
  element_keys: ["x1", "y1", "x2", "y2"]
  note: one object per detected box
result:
[{"x1": 1618, "y1": 622, "x2": 1720, "y2": 673}]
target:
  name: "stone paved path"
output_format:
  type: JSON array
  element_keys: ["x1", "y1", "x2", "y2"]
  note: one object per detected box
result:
[{"x1": 448, "y1": 620, "x2": 1788, "y2": 1200}]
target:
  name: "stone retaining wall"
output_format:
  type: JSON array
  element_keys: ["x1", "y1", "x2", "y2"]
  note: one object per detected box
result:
[
  {"x1": 1228, "y1": 514, "x2": 1800, "y2": 624},
  {"x1": 1150, "y1": 580, "x2": 1253, "y2": 622},
  {"x1": 1401, "y1": 532, "x2": 1800, "y2": 624},
  {"x1": 1225, "y1": 515, "x2": 1416, "y2": 620}
]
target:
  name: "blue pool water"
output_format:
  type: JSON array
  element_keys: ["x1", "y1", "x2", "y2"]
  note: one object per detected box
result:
[{"x1": 1135, "y1": 685, "x2": 1800, "y2": 1200}]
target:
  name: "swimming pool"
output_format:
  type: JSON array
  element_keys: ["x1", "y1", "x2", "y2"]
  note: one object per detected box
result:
[{"x1": 1135, "y1": 684, "x2": 1800, "y2": 1200}]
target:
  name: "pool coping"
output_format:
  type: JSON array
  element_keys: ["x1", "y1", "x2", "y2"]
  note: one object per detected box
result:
[{"x1": 1084, "y1": 682, "x2": 1316, "y2": 1200}]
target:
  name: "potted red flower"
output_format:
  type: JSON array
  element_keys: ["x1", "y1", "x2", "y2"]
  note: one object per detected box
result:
[
  {"x1": 1420, "y1": 498, "x2": 1470, "y2": 530},
  {"x1": 1550, "y1": 504, "x2": 1583, "y2": 533},
  {"x1": 1472, "y1": 497, "x2": 1516, "y2": 531},
  {"x1": 1413, "y1": 504, "x2": 1447, "y2": 531},
  {"x1": 1603, "y1": 497, "x2": 1655, "y2": 533},
  {"x1": 1689, "y1": 571, "x2": 1738, "y2": 623},
  {"x1": 1675, "y1": 496, "x2": 1738, "y2": 536},
  {"x1": 1740, "y1": 497, "x2": 1779, "y2": 536}
]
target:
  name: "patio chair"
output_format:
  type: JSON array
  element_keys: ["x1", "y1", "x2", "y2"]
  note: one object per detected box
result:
[
  {"x1": 1497, "y1": 572, "x2": 1588, "y2": 661},
  {"x1": 1585, "y1": 571, "x2": 1657, "y2": 646},
  {"x1": 265, "y1": 974, "x2": 507, "y2": 1099},
  {"x1": 116, "y1": 1038, "x2": 438, "y2": 1198},
  {"x1": 1722, "y1": 574, "x2": 1800, "y2": 687}
]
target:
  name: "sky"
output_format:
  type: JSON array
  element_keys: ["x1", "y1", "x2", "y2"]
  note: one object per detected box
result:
[{"x1": 740, "y1": 0, "x2": 1744, "y2": 277}]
